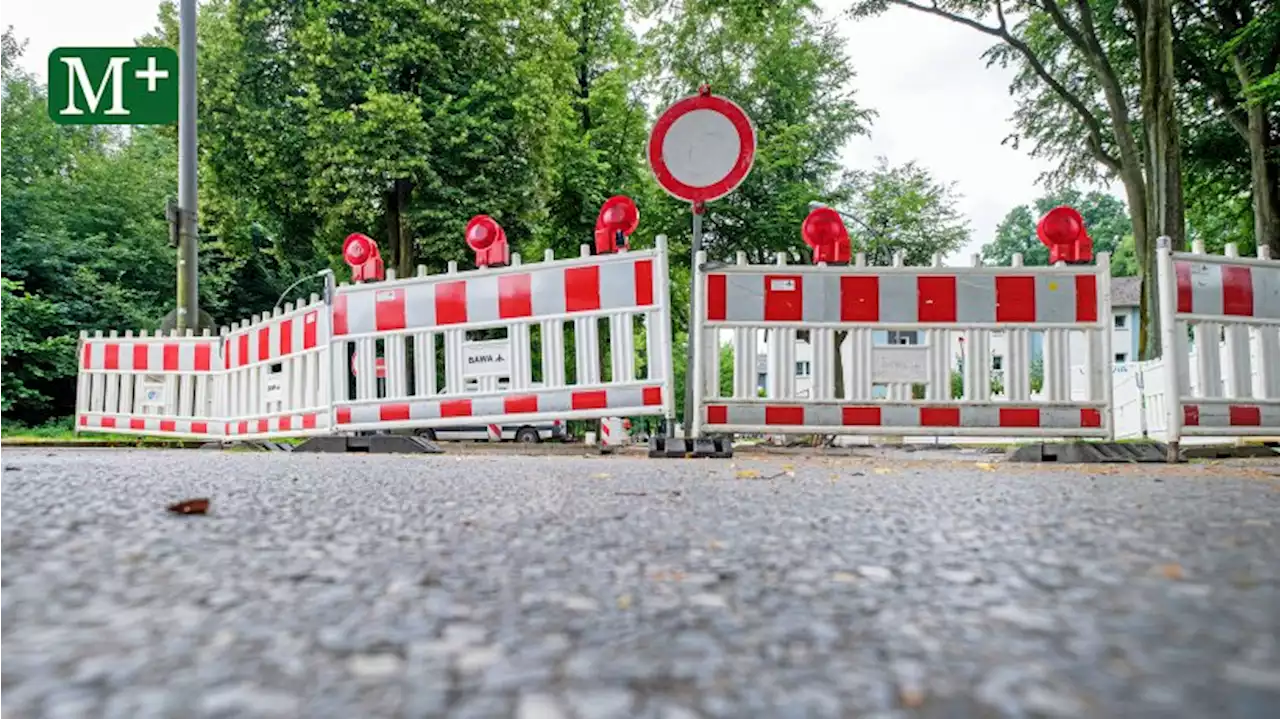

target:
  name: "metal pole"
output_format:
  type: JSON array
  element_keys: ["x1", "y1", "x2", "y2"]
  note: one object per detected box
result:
[
  {"x1": 682, "y1": 205, "x2": 703, "y2": 439},
  {"x1": 176, "y1": 0, "x2": 199, "y2": 331}
]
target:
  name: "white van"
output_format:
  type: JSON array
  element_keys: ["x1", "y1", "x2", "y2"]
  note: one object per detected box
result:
[{"x1": 414, "y1": 378, "x2": 566, "y2": 444}]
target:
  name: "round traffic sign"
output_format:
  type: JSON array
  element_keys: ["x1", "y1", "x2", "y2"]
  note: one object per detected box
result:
[{"x1": 648, "y1": 90, "x2": 755, "y2": 204}]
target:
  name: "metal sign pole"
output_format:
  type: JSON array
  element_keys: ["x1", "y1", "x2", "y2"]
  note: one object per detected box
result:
[
  {"x1": 682, "y1": 203, "x2": 704, "y2": 439},
  {"x1": 175, "y1": 0, "x2": 199, "y2": 331}
]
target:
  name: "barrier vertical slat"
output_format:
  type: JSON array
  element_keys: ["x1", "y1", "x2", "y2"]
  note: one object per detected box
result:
[
  {"x1": 1156, "y1": 237, "x2": 1183, "y2": 451},
  {"x1": 75, "y1": 332, "x2": 90, "y2": 428},
  {"x1": 849, "y1": 327, "x2": 873, "y2": 401},
  {"x1": 926, "y1": 329, "x2": 949, "y2": 400},
  {"x1": 655, "y1": 235, "x2": 677, "y2": 427},
  {"x1": 1096, "y1": 253, "x2": 1114, "y2": 437},
  {"x1": 1257, "y1": 246, "x2": 1280, "y2": 399},
  {"x1": 105, "y1": 330, "x2": 120, "y2": 413},
  {"x1": 1221, "y1": 243, "x2": 1252, "y2": 399},
  {"x1": 964, "y1": 329, "x2": 990, "y2": 401},
  {"x1": 1188, "y1": 240, "x2": 1223, "y2": 398},
  {"x1": 733, "y1": 327, "x2": 755, "y2": 399},
  {"x1": 444, "y1": 329, "x2": 464, "y2": 393},
  {"x1": 690, "y1": 249, "x2": 709, "y2": 438}
]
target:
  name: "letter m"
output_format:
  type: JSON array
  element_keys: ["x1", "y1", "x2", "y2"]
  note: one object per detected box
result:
[{"x1": 60, "y1": 56, "x2": 130, "y2": 116}]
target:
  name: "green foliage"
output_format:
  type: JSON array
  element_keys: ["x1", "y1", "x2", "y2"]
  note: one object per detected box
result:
[{"x1": 843, "y1": 158, "x2": 970, "y2": 265}]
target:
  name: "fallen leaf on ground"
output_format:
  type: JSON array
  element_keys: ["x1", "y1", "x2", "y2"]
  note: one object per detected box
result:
[
  {"x1": 167, "y1": 498, "x2": 210, "y2": 515},
  {"x1": 831, "y1": 571, "x2": 857, "y2": 583},
  {"x1": 899, "y1": 688, "x2": 925, "y2": 708},
  {"x1": 616, "y1": 594, "x2": 633, "y2": 610},
  {"x1": 651, "y1": 570, "x2": 686, "y2": 582},
  {"x1": 1159, "y1": 563, "x2": 1184, "y2": 580},
  {"x1": 591, "y1": 472, "x2": 611, "y2": 479},
  {"x1": 736, "y1": 469, "x2": 761, "y2": 479},
  {"x1": 873, "y1": 468, "x2": 893, "y2": 475},
  {"x1": 975, "y1": 462, "x2": 996, "y2": 471}
]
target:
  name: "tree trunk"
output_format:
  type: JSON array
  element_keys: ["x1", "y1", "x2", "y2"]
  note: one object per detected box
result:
[
  {"x1": 1244, "y1": 103, "x2": 1280, "y2": 257},
  {"x1": 385, "y1": 178, "x2": 414, "y2": 278},
  {"x1": 1137, "y1": 0, "x2": 1184, "y2": 360}
]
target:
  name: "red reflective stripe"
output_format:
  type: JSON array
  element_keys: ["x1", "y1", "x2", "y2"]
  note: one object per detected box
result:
[
  {"x1": 160, "y1": 420, "x2": 176, "y2": 432},
  {"x1": 164, "y1": 344, "x2": 180, "y2": 371},
  {"x1": 237, "y1": 334, "x2": 249, "y2": 368},
  {"x1": 565, "y1": 266, "x2": 601, "y2": 312},
  {"x1": 332, "y1": 295, "x2": 349, "y2": 336},
  {"x1": 278, "y1": 416, "x2": 292, "y2": 431},
  {"x1": 303, "y1": 311, "x2": 319, "y2": 349},
  {"x1": 706, "y1": 274, "x2": 727, "y2": 321},
  {"x1": 258, "y1": 327, "x2": 271, "y2": 361},
  {"x1": 380, "y1": 404, "x2": 410, "y2": 422},
  {"x1": 101, "y1": 417, "x2": 117, "y2": 428},
  {"x1": 130, "y1": 418, "x2": 146, "y2": 430},
  {"x1": 194, "y1": 344, "x2": 211, "y2": 371},
  {"x1": 1081, "y1": 408, "x2": 1102, "y2": 428},
  {"x1": 1183, "y1": 405, "x2": 1200, "y2": 426},
  {"x1": 192, "y1": 421, "x2": 208, "y2": 434},
  {"x1": 104, "y1": 344, "x2": 120, "y2": 370},
  {"x1": 375, "y1": 288, "x2": 407, "y2": 331},
  {"x1": 920, "y1": 407, "x2": 961, "y2": 426},
  {"x1": 842, "y1": 406, "x2": 881, "y2": 425},
  {"x1": 133, "y1": 344, "x2": 149, "y2": 370},
  {"x1": 303, "y1": 414, "x2": 317, "y2": 429},
  {"x1": 257, "y1": 420, "x2": 269, "y2": 433},
  {"x1": 840, "y1": 276, "x2": 879, "y2": 322},
  {"x1": 441, "y1": 399, "x2": 472, "y2": 418},
  {"x1": 999, "y1": 408, "x2": 1040, "y2": 427},
  {"x1": 279, "y1": 319, "x2": 293, "y2": 356},
  {"x1": 571, "y1": 390, "x2": 608, "y2": 410},
  {"x1": 504, "y1": 395, "x2": 538, "y2": 413},
  {"x1": 706, "y1": 405, "x2": 728, "y2": 424},
  {"x1": 1221, "y1": 266, "x2": 1254, "y2": 316},
  {"x1": 83, "y1": 345, "x2": 93, "y2": 369},
  {"x1": 765, "y1": 405, "x2": 805, "y2": 425},
  {"x1": 634, "y1": 259, "x2": 654, "y2": 306},
  {"x1": 1075, "y1": 275, "x2": 1098, "y2": 322},
  {"x1": 337, "y1": 407, "x2": 352, "y2": 424},
  {"x1": 763, "y1": 275, "x2": 803, "y2": 322},
  {"x1": 917, "y1": 277, "x2": 957, "y2": 322},
  {"x1": 642, "y1": 386, "x2": 663, "y2": 406},
  {"x1": 1229, "y1": 405, "x2": 1261, "y2": 426},
  {"x1": 995, "y1": 277, "x2": 1036, "y2": 323},
  {"x1": 499, "y1": 273, "x2": 533, "y2": 319},
  {"x1": 1175, "y1": 262, "x2": 1193, "y2": 313},
  {"x1": 79, "y1": 415, "x2": 88, "y2": 426},
  {"x1": 436, "y1": 281, "x2": 468, "y2": 325}
]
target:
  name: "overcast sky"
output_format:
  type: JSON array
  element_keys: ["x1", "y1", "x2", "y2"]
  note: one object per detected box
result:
[{"x1": 5, "y1": 0, "x2": 1111, "y2": 265}]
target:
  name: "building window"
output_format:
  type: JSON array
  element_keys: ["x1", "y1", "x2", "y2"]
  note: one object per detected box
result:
[
  {"x1": 1114, "y1": 313, "x2": 1127, "y2": 329},
  {"x1": 992, "y1": 355, "x2": 1003, "y2": 371},
  {"x1": 795, "y1": 361, "x2": 812, "y2": 377},
  {"x1": 886, "y1": 330, "x2": 919, "y2": 345},
  {"x1": 1115, "y1": 353, "x2": 1127, "y2": 363}
]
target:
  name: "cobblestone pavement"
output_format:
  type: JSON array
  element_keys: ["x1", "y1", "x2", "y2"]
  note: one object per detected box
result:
[{"x1": 3, "y1": 449, "x2": 1279, "y2": 718}]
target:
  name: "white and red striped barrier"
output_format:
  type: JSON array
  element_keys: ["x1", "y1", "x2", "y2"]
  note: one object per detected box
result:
[
  {"x1": 220, "y1": 295, "x2": 333, "y2": 440},
  {"x1": 328, "y1": 239, "x2": 676, "y2": 433},
  {"x1": 689, "y1": 250, "x2": 1114, "y2": 438},
  {"x1": 1156, "y1": 240, "x2": 1280, "y2": 445},
  {"x1": 77, "y1": 330, "x2": 223, "y2": 438}
]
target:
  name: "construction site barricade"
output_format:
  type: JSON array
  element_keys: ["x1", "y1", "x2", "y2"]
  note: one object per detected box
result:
[
  {"x1": 328, "y1": 238, "x2": 676, "y2": 433},
  {"x1": 76, "y1": 329, "x2": 222, "y2": 438},
  {"x1": 219, "y1": 294, "x2": 333, "y2": 440},
  {"x1": 689, "y1": 249, "x2": 1114, "y2": 440},
  {"x1": 1155, "y1": 239, "x2": 1280, "y2": 445}
]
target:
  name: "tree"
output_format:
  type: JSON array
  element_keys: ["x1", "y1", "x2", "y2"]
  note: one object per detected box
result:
[
  {"x1": 851, "y1": 0, "x2": 1184, "y2": 359},
  {"x1": 982, "y1": 189, "x2": 1132, "y2": 272},
  {"x1": 841, "y1": 158, "x2": 971, "y2": 265}
]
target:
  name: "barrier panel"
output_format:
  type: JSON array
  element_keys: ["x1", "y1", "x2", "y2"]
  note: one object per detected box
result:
[
  {"x1": 77, "y1": 329, "x2": 222, "y2": 438},
  {"x1": 1155, "y1": 240, "x2": 1280, "y2": 445},
  {"x1": 220, "y1": 294, "x2": 333, "y2": 440},
  {"x1": 690, "y1": 250, "x2": 1114, "y2": 438},
  {"x1": 328, "y1": 239, "x2": 676, "y2": 433}
]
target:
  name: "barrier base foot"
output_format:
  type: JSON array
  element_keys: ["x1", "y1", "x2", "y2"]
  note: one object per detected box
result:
[
  {"x1": 648, "y1": 436, "x2": 733, "y2": 459},
  {"x1": 1006, "y1": 441, "x2": 1177, "y2": 464},
  {"x1": 201, "y1": 440, "x2": 294, "y2": 452},
  {"x1": 293, "y1": 435, "x2": 443, "y2": 454},
  {"x1": 1179, "y1": 443, "x2": 1279, "y2": 460}
]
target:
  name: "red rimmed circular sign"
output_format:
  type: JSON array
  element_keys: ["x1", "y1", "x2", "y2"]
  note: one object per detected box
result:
[{"x1": 648, "y1": 91, "x2": 755, "y2": 204}]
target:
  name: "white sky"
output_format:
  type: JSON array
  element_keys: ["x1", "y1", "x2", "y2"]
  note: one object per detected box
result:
[{"x1": 4, "y1": 0, "x2": 1113, "y2": 265}]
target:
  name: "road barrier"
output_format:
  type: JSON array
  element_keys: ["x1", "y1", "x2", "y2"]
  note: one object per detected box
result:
[
  {"x1": 1153, "y1": 240, "x2": 1280, "y2": 448},
  {"x1": 689, "y1": 250, "x2": 1114, "y2": 439}
]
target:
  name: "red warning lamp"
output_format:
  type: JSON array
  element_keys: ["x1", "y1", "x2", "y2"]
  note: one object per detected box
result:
[
  {"x1": 1037, "y1": 206, "x2": 1093, "y2": 264},
  {"x1": 465, "y1": 215, "x2": 509, "y2": 268},
  {"x1": 595, "y1": 196, "x2": 640, "y2": 254},
  {"x1": 343, "y1": 233, "x2": 385, "y2": 282},
  {"x1": 801, "y1": 207, "x2": 851, "y2": 265}
]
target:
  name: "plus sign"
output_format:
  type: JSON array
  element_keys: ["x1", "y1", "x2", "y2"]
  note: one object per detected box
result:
[{"x1": 135, "y1": 56, "x2": 169, "y2": 92}]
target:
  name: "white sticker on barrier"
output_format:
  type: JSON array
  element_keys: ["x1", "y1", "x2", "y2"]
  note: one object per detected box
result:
[
  {"x1": 264, "y1": 374, "x2": 284, "y2": 403},
  {"x1": 871, "y1": 346, "x2": 929, "y2": 384},
  {"x1": 770, "y1": 278, "x2": 796, "y2": 292},
  {"x1": 463, "y1": 339, "x2": 512, "y2": 378}
]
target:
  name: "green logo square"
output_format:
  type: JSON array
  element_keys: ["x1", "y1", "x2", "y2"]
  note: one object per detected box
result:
[{"x1": 48, "y1": 47, "x2": 179, "y2": 125}]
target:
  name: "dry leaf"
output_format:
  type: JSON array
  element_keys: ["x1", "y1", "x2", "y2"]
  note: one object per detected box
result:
[
  {"x1": 1160, "y1": 563, "x2": 1184, "y2": 580},
  {"x1": 873, "y1": 468, "x2": 893, "y2": 475},
  {"x1": 900, "y1": 688, "x2": 925, "y2": 708},
  {"x1": 736, "y1": 469, "x2": 761, "y2": 479},
  {"x1": 831, "y1": 571, "x2": 857, "y2": 583},
  {"x1": 651, "y1": 570, "x2": 686, "y2": 582},
  {"x1": 975, "y1": 462, "x2": 996, "y2": 471},
  {"x1": 167, "y1": 498, "x2": 210, "y2": 515},
  {"x1": 616, "y1": 594, "x2": 633, "y2": 610},
  {"x1": 782, "y1": 464, "x2": 795, "y2": 471},
  {"x1": 591, "y1": 472, "x2": 611, "y2": 479}
]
